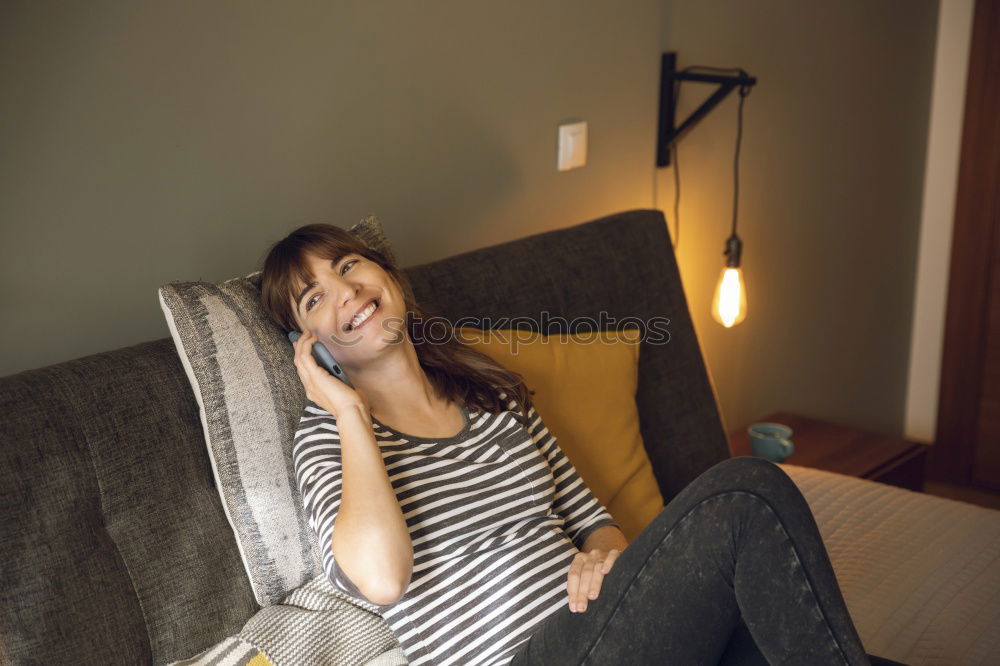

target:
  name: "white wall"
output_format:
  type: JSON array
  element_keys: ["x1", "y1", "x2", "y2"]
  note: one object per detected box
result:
[{"x1": 904, "y1": 0, "x2": 976, "y2": 444}]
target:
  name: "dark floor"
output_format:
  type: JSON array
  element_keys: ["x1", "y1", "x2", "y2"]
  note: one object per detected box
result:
[{"x1": 923, "y1": 480, "x2": 1000, "y2": 510}]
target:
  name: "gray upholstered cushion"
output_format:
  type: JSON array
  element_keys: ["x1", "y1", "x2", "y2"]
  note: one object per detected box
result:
[
  {"x1": 0, "y1": 340, "x2": 259, "y2": 664},
  {"x1": 156, "y1": 215, "x2": 397, "y2": 607}
]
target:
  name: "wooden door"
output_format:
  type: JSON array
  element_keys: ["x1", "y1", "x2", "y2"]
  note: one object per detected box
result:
[{"x1": 929, "y1": 0, "x2": 1000, "y2": 490}]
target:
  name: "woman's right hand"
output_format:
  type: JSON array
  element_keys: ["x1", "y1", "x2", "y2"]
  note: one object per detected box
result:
[{"x1": 292, "y1": 329, "x2": 370, "y2": 419}]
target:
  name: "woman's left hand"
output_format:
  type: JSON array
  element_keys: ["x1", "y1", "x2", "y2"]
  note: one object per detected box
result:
[{"x1": 566, "y1": 548, "x2": 621, "y2": 613}]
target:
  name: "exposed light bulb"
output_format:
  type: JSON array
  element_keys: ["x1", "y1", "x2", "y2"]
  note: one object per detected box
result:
[
  {"x1": 712, "y1": 233, "x2": 747, "y2": 328},
  {"x1": 712, "y1": 266, "x2": 747, "y2": 328}
]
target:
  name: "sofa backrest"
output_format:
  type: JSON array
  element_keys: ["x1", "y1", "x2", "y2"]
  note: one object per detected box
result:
[{"x1": 0, "y1": 208, "x2": 729, "y2": 664}]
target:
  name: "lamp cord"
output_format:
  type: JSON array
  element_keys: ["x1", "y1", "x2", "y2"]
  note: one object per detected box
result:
[
  {"x1": 671, "y1": 127, "x2": 681, "y2": 251},
  {"x1": 733, "y1": 81, "x2": 749, "y2": 238},
  {"x1": 667, "y1": 65, "x2": 752, "y2": 250}
]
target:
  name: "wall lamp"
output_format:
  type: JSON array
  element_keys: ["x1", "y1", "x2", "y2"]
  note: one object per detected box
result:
[{"x1": 656, "y1": 51, "x2": 758, "y2": 328}]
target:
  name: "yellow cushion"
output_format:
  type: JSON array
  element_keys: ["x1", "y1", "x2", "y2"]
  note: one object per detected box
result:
[{"x1": 455, "y1": 327, "x2": 664, "y2": 542}]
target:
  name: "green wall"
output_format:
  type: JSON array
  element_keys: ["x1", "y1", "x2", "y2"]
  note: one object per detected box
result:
[
  {"x1": 661, "y1": 0, "x2": 938, "y2": 435},
  {"x1": 0, "y1": 0, "x2": 662, "y2": 376},
  {"x1": 1, "y1": 0, "x2": 939, "y2": 439}
]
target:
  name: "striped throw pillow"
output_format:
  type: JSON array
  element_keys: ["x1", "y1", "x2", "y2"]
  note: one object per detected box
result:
[{"x1": 158, "y1": 215, "x2": 397, "y2": 607}]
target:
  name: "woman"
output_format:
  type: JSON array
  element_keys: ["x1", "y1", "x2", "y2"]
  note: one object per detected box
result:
[{"x1": 260, "y1": 223, "x2": 875, "y2": 666}]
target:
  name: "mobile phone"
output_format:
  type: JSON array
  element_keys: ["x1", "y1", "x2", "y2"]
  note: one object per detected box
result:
[{"x1": 287, "y1": 330, "x2": 354, "y2": 388}]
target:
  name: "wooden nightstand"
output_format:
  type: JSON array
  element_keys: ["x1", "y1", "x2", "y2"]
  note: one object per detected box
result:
[{"x1": 727, "y1": 412, "x2": 930, "y2": 491}]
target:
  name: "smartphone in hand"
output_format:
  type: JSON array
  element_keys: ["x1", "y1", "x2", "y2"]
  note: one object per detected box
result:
[{"x1": 288, "y1": 330, "x2": 354, "y2": 388}]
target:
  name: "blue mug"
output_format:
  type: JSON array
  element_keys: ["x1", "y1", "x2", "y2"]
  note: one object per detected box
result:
[{"x1": 747, "y1": 422, "x2": 795, "y2": 463}]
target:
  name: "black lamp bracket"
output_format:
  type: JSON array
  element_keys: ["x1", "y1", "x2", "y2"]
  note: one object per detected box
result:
[{"x1": 656, "y1": 52, "x2": 757, "y2": 167}]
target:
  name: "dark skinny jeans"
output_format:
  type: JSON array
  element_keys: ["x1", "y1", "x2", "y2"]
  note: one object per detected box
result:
[{"x1": 510, "y1": 456, "x2": 905, "y2": 665}]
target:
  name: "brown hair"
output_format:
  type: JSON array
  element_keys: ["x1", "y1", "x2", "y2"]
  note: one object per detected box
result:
[{"x1": 258, "y1": 223, "x2": 534, "y2": 424}]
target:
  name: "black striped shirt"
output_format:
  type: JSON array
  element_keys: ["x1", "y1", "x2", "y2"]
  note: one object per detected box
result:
[{"x1": 292, "y1": 393, "x2": 620, "y2": 665}]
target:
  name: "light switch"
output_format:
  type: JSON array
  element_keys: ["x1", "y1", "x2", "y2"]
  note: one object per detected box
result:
[{"x1": 557, "y1": 121, "x2": 587, "y2": 171}]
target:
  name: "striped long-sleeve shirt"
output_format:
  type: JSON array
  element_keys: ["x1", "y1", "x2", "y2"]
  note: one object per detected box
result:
[{"x1": 291, "y1": 392, "x2": 620, "y2": 666}]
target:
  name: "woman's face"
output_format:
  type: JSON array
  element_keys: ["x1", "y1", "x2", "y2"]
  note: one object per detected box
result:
[{"x1": 291, "y1": 251, "x2": 406, "y2": 366}]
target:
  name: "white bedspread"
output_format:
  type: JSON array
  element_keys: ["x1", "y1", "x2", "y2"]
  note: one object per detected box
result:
[{"x1": 781, "y1": 464, "x2": 1000, "y2": 666}]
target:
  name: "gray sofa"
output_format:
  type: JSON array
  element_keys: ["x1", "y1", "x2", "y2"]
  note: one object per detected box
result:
[{"x1": 2, "y1": 209, "x2": 913, "y2": 664}]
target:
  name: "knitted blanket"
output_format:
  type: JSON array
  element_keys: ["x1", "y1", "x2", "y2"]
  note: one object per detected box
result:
[{"x1": 170, "y1": 575, "x2": 408, "y2": 666}]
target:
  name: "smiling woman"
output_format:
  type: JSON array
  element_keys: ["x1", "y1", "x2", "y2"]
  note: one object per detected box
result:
[
  {"x1": 258, "y1": 223, "x2": 534, "y2": 421},
  {"x1": 298, "y1": 253, "x2": 385, "y2": 336}
]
